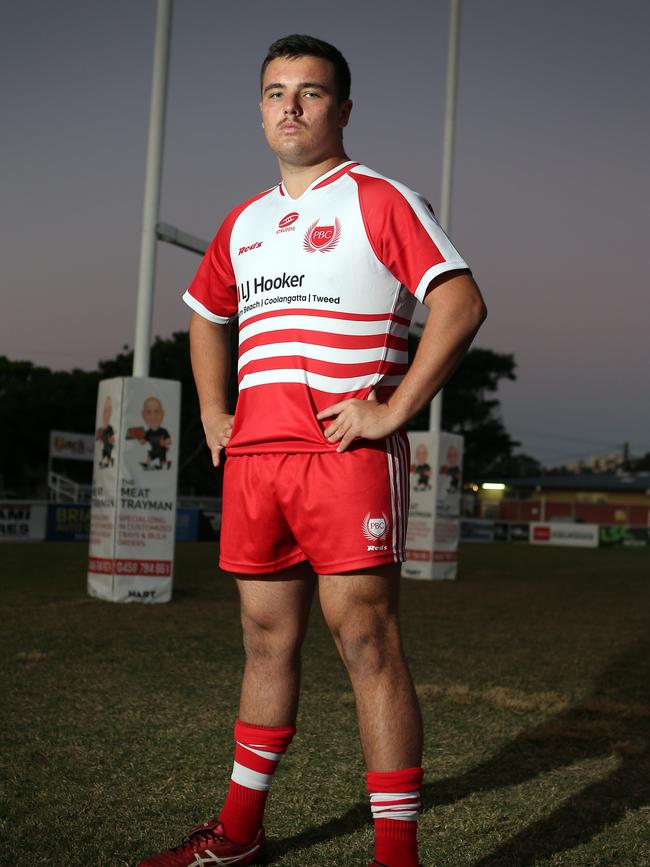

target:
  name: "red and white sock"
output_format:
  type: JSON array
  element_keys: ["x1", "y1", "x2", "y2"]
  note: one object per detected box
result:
[
  {"x1": 218, "y1": 719, "x2": 295, "y2": 844},
  {"x1": 366, "y1": 767, "x2": 423, "y2": 867}
]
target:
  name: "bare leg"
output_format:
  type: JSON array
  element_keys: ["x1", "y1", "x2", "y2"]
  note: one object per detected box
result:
[
  {"x1": 318, "y1": 564, "x2": 422, "y2": 771},
  {"x1": 237, "y1": 562, "x2": 315, "y2": 726}
]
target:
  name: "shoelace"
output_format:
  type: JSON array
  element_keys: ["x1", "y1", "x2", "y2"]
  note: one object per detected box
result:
[{"x1": 174, "y1": 820, "x2": 226, "y2": 853}]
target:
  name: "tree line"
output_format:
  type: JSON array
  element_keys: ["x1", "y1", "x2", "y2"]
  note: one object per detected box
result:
[{"x1": 0, "y1": 334, "x2": 539, "y2": 497}]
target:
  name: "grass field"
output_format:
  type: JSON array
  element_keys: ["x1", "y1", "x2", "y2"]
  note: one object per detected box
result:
[{"x1": 1, "y1": 541, "x2": 650, "y2": 867}]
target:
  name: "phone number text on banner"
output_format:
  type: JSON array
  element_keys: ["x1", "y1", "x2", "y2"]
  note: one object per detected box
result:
[{"x1": 88, "y1": 556, "x2": 172, "y2": 576}]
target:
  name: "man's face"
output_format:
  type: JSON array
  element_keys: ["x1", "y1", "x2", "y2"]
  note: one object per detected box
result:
[
  {"x1": 260, "y1": 55, "x2": 352, "y2": 167},
  {"x1": 142, "y1": 399, "x2": 164, "y2": 431},
  {"x1": 416, "y1": 444, "x2": 428, "y2": 464},
  {"x1": 102, "y1": 397, "x2": 112, "y2": 427}
]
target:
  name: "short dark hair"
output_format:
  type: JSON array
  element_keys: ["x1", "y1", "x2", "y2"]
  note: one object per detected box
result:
[{"x1": 261, "y1": 34, "x2": 351, "y2": 103}]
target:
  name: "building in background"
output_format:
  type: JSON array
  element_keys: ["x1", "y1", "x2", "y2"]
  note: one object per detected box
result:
[{"x1": 473, "y1": 473, "x2": 650, "y2": 527}]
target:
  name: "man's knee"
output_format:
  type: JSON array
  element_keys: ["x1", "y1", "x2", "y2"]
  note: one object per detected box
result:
[
  {"x1": 241, "y1": 611, "x2": 305, "y2": 663},
  {"x1": 332, "y1": 614, "x2": 402, "y2": 676}
]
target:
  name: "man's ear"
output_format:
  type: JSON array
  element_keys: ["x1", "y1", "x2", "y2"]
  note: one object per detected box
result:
[{"x1": 339, "y1": 99, "x2": 353, "y2": 128}]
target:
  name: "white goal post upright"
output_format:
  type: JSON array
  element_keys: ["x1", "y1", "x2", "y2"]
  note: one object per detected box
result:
[
  {"x1": 429, "y1": 0, "x2": 461, "y2": 434},
  {"x1": 132, "y1": 0, "x2": 174, "y2": 378},
  {"x1": 402, "y1": 0, "x2": 463, "y2": 581}
]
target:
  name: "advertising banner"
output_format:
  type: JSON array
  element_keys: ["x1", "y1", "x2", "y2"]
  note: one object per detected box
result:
[
  {"x1": 402, "y1": 431, "x2": 463, "y2": 580},
  {"x1": 530, "y1": 522, "x2": 599, "y2": 548},
  {"x1": 87, "y1": 377, "x2": 181, "y2": 603},
  {"x1": 510, "y1": 522, "x2": 531, "y2": 543},
  {"x1": 175, "y1": 508, "x2": 199, "y2": 543},
  {"x1": 461, "y1": 518, "x2": 495, "y2": 542},
  {"x1": 0, "y1": 502, "x2": 47, "y2": 542},
  {"x1": 599, "y1": 525, "x2": 650, "y2": 548},
  {"x1": 47, "y1": 504, "x2": 91, "y2": 541},
  {"x1": 49, "y1": 430, "x2": 95, "y2": 462}
]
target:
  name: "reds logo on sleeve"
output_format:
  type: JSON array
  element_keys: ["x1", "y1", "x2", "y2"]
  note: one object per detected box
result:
[{"x1": 303, "y1": 218, "x2": 341, "y2": 253}]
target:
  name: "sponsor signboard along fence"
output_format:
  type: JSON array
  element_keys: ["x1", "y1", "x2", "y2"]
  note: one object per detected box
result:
[
  {"x1": 529, "y1": 522, "x2": 599, "y2": 548},
  {"x1": 49, "y1": 430, "x2": 95, "y2": 462},
  {"x1": 47, "y1": 504, "x2": 91, "y2": 541},
  {"x1": 0, "y1": 503, "x2": 47, "y2": 542},
  {"x1": 599, "y1": 525, "x2": 650, "y2": 548},
  {"x1": 4, "y1": 504, "x2": 210, "y2": 543}
]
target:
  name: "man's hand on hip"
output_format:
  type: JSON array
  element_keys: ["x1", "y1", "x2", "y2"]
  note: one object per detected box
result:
[
  {"x1": 317, "y1": 392, "x2": 400, "y2": 452},
  {"x1": 202, "y1": 411, "x2": 234, "y2": 466}
]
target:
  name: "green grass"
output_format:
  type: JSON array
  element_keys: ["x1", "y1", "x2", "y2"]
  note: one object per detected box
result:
[{"x1": 1, "y1": 542, "x2": 650, "y2": 866}]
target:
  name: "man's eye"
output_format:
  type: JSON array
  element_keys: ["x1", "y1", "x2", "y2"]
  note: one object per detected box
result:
[
  {"x1": 304, "y1": 91, "x2": 320, "y2": 98},
  {"x1": 268, "y1": 92, "x2": 282, "y2": 99}
]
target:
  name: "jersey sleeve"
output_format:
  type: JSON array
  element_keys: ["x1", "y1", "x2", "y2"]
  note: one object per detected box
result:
[
  {"x1": 183, "y1": 213, "x2": 238, "y2": 324},
  {"x1": 353, "y1": 172, "x2": 469, "y2": 303}
]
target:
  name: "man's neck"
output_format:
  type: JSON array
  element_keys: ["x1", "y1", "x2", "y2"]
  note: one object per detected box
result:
[{"x1": 278, "y1": 154, "x2": 350, "y2": 199}]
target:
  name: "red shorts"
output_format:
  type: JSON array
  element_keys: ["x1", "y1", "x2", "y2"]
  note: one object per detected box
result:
[{"x1": 219, "y1": 433, "x2": 410, "y2": 575}]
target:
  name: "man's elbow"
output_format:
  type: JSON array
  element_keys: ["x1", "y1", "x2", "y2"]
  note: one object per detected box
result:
[
  {"x1": 467, "y1": 281, "x2": 488, "y2": 330},
  {"x1": 474, "y1": 293, "x2": 488, "y2": 327}
]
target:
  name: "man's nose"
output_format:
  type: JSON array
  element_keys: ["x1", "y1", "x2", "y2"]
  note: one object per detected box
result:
[{"x1": 283, "y1": 94, "x2": 302, "y2": 115}]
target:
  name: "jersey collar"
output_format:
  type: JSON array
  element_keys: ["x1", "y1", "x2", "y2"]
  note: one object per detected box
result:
[{"x1": 278, "y1": 160, "x2": 359, "y2": 199}]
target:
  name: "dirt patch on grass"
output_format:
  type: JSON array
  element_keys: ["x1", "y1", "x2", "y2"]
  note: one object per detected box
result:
[
  {"x1": 415, "y1": 682, "x2": 569, "y2": 714},
  {"x1": 14, "y1": 650, "x2": 49, "y2": 664},
  {"x1": 340, "y1": 681, "x2": 570, "y2": 713}
]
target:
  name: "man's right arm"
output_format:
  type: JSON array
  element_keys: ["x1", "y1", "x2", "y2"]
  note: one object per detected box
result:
[{"x1": 189, "y1": 311, "x2": 234, "y2": 467}]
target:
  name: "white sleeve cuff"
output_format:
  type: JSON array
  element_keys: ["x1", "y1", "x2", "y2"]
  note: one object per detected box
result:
[
  {"x1": 414, "y1": 260, "x2": 469, "y2": 303},
  {"x1": 183, "y1": 290, "x2": 233, "y2": 324}
]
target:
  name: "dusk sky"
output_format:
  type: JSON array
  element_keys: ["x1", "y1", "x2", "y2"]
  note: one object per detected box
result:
[{"x1": 2, "y1": 0, "x2": 649, "y2": 466}]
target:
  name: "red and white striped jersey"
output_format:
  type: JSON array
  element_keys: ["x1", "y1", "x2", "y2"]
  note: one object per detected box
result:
[{"x1": 184, "y1": 161, "x2": 469, "y2": 455}]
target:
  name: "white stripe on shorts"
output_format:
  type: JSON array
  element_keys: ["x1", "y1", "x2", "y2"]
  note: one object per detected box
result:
[{"x1": 385, "y1": 433, "x2": 409, "y2": 561}]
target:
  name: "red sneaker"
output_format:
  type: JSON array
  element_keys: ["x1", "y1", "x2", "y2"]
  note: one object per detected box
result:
[{"x1": 137, "y1": 820, "x2": 265, "y2": 866}]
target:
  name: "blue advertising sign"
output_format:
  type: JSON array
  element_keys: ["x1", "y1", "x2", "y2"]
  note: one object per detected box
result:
[
  {"x1": 175, "y1": 508, "x2": 199, "y2": 542},
  {"x1": 47, "y1": 504, "x2": 91, "y2": 541}
]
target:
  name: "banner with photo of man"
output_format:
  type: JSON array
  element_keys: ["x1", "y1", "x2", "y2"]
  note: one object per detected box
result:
[
  {"x1": 402, "y1": 430, "x2": 464, "y2": 580},
  {"x1": 87, "y1": 377, "x2": 181, "y2": 603}
]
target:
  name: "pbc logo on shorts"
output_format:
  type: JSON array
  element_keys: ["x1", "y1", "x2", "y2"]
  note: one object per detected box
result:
[
  {"x1": 277, "y1": 212, "x2": 299, "y2": 234},
  {"x1": 362, "y1": 512, "x2": 389, "y2": 551},
  {"x1": 303, "y1": 218, "x2": 341, "y2": 253}
]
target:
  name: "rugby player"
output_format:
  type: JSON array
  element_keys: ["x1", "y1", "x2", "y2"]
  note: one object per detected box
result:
[{"x1": 138, "y1": 33, "x2": 486, "y2": 867}]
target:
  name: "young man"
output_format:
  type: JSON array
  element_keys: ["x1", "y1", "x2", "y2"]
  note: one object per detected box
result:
[{"x1": 138, "y1": 34, "x2": 486, "y2": 867}]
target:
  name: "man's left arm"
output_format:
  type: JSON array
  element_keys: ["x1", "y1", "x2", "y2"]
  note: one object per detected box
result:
[{"x1": 317, "y1": 271, "x2": 487, "y2": 452}]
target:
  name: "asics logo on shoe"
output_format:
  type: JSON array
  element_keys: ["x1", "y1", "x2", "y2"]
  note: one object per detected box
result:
[
  {"x1": 136, "y1": 821, "x2": 264, "y2": 866},
  {"x1": 188, "y1": 845, "x2": 260, "y2": 865}
]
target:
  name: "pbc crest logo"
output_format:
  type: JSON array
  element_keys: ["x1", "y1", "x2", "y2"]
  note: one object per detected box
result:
[
  {"x1": 362, "y1": 512, "x2": 389, "y2": 550},
  {"x1": 303, "y1": 218, "x2": 341, "y2": 253}
]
